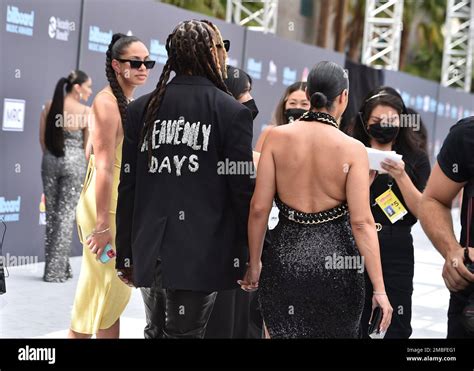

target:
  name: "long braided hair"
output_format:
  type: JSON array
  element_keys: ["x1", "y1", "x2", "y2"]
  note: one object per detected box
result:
[
  {"x1": 140, "y1": 20, "x2": 230, "y2": 167},
  {"x1": 105, "y1": 33, "x2": 141, "y2": 126}
]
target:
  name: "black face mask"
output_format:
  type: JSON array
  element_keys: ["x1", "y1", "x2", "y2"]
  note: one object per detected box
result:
[
  {"x1": 367, "y1": 123, "x2": 400, "y2": 144},
  {"x1": 284, "y1": 108, "x2": 306, "y2": 123},
  {"x1": 242, "y1": 99, "x2": 259, "y2": 120}
]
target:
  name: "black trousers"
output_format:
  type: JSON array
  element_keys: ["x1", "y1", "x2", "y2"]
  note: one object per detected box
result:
[
  {"x1": 205, "y1": 289, "x2": 264, "y2": 338},
  {"x1": 360, "y1": 226, "x2": 414, "y2": 339},
  {"x1": 447, "y1": 287, "x2": 474, "y2": 338},
  {"x1": 140, "y1": 260, "x2": 217, "y2": 339}
]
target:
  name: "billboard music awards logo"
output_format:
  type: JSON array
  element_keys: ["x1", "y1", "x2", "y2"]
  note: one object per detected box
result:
[
  {"x1": 301, "y1": 67, "x2": 309, "y2": 82},
  {"x1": 0, "y1": 196, "x2": 21, "y2": 223},
  {"x1": 2, "y1": 98, "x2": 25, "y2": 132},
  {"x1": 39, "y1": 194, "x2": 46, "y2": 226},
  {"x1": 227, "y1": 57, "x2": 239, "y2": 68},
  {"x1": 282, "y1": 66, "x2": 297, "y2": 86},
  {"x1": 6, "y1": 5, "x2": 34, "y2": 36},
  {"x1": 246, "y1": 58, "x2": 262, "y2": 80},
  {"x1": 267, "y1": 60, "x2": 278, "y2": 85},
  {"x1": 48, "y1": 16, "x2": 74, "y2": 41},
  {"x1": 88, "y1": 25, "x2": 113, "y2": 53},
  {"x1": 150, "y1": 39, "x2": 168, "y2": 64}
]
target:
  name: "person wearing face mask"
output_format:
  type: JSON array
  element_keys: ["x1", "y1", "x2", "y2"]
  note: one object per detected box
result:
[
  {"x1": 254, "y1": 81, "x2": 310, "y2": 152},
  {"x1": 204, "y1": 65, "x2": 264, "y2": 338},
  {"x1": 350, "y1": 86, "x2": 431, "y2": 338}
]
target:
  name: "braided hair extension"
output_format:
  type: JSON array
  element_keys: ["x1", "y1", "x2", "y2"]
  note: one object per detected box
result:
[
  {"x1": 140, "y1": 20, "x2": 230, "y2": 167},
  {"x1": 105, "y1": 33, "x2": 141, "y2": 127}
]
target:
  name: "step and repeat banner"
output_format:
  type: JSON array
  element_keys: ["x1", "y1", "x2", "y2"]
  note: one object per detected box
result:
[
  {"x1": 243, "y1": 29, "x2": 345, "y2": 143},
  {"x1": 384, "y1": 70, "x2": 439, "y2": 161},
  {"x1": 434, "y1": 86, "x2": 474, "y2": 158},
  {"x1": 1, "y1": 0, "x2": 473, "y2": 262},
  {"x1": 0, "y1": 0, "x2": 83, "y2": 261},
  {"x1": 79, "y1": 0, "x2": 246, "y2": 101}
]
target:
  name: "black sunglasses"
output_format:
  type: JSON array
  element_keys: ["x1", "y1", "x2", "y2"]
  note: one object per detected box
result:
[
  {"x1": 117, "y1": 59, "x2": 156, "y2": 69},
  {"x1": 216, "y1": 40, "x2": 230, "y2": 52}
]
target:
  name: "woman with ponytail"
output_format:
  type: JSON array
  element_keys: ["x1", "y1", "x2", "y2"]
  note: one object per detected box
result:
[
  {"x1": 69, "y1": 33, "x2": 153, "y2": 338},
  {"x1": 243, "y1": 61, "x2": 392, "y2": 338},
  {"x1": 39, "y1": 70, "x2": 92, "y2": 282}
]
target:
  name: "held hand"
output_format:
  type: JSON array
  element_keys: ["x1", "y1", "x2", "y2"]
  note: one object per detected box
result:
[
  {"x1": 371, "y1": 294, "x2": 393, "y2": 333},
  {"x1": 86, "y1": 229, "x2": 112, "y2": 261},
  {"x1": 381, "y1": 158, "x2": 405, "y2": 180},
  {"x1": 238, "y1": 261, "x2": 262, "y2": 292},
  {"x1": 442, "y1": 247, "x2": 474, "y2": 292},
  {"x1": 117, "y1": 267, "x2": 134, "y2": 287}
]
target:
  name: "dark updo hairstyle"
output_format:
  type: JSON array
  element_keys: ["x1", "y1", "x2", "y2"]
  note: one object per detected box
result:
[
  {"x1": 351, "y1": 86, "x2": 426, "y2": 178},
  {"x1": 224, "y1": 65, "x2": 252, "y2": 100},
  {"x1": 273, "y1": 81, "x2": 307, "y2": 126},
  {"x1": 45, "y1": 70, "x2": 89, "y2": 157},
  {"x1": 306, "y1": 61, "x2": 349, "y2": 111},
  {"x1": 105, "y1": 33, "x2": 142, "y2": 126}
]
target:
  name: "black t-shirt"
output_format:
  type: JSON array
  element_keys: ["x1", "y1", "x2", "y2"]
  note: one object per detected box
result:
[
  {"x1": 370, "y1": 149, "x2": 431, "y2": 226},
  {"x1": 437, "y1": 117, "x2": 474, "y2": 247}
]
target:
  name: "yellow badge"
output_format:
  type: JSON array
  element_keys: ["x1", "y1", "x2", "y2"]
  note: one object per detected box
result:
[{"x1": 375, "y1": 188, "x2": 408, "y2": 224}]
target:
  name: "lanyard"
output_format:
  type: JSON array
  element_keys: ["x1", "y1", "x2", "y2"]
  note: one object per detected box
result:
[{"x1": 370, "y1": 174, "x2": 394, "y2": 207}]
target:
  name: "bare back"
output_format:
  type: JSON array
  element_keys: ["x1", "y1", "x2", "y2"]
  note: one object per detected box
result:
[{"x1": 270, "y1": 120, "x2": 360, "y2": 213}]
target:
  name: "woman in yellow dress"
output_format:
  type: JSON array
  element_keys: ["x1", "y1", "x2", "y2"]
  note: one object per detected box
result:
[{"x1": 69, "y1": 33, "x2": 154, "y2": 338}]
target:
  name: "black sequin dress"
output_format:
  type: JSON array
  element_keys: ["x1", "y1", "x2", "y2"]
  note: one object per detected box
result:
[
  {"x1": 258, "y1": 112, "x2": 366, "y2": 338},
  {"x1": 259, "y1": 196, "x2": 365, "y2": 338},
  {"x1": 258, "y1": 194, "x2": 365, "y2": 338}
]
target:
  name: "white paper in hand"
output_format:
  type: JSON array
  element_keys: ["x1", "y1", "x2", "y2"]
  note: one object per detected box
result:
[{"x1": 366, "y1": 148, "x2": 403, "y2": 174}]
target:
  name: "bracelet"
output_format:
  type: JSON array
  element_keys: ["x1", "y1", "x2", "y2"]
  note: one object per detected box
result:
[
  {"x1": 92, "y1": 227, "x2": 110, "y2": 235},
  {"x1": 373, "y1": 291, "x2": 387, "y2": 296}
]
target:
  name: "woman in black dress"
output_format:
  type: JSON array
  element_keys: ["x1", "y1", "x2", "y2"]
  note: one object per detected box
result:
[
  {"x1": 349, "y1": 87, "x2": 431, "y2": 338},
  {"x1": 239, "y1": 62, "x2": 393, "y2": 338}
]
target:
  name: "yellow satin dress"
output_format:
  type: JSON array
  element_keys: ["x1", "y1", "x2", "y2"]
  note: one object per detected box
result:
[{"x1": 71, "y1": 92, "x2": 131, "y2": 334}]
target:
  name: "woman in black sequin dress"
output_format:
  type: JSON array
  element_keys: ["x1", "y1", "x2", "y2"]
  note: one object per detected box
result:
[
  {"x1": 39, "y1": 70, "x2": 92, "y2": 282},
  {"x1": 239, "y1": 62, "x2": 393, "y2": 338}
]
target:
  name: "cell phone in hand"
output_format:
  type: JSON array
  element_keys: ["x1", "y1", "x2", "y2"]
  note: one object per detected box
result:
[
  {"x1": 368, "y1": 306, "x2": 385, "y2": 339},
  {"x1": 99, "y1": 243, "x2": 116, "y2": 264}
]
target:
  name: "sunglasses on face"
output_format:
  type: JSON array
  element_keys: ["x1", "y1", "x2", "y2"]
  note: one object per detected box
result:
[
  {"x1": 216, "y1": 40, "x2": 230, "y2": 52},
  {"x1": 117, "y1": 59, "x2": 156, "y2": 69}
]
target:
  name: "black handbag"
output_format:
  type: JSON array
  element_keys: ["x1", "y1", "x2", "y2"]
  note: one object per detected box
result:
[{"x1": 0, "y1": 220, "x2": 6, "y2": 295}]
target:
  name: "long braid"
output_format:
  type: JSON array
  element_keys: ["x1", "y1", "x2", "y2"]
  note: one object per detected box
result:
[
  {"x1": 140, "y1": 32, "x2": 174, "y2": 166},
  {"x1": 140, "y1": 20, "x2": 231, "y2": 170},
  {"x1": 105, "y1": 33, "x2": 141, "y2": 127},
  {"x1": 141, "y1": 60, "x2": 172, "y2": 166}
]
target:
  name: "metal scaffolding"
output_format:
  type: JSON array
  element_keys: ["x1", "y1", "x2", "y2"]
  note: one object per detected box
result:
[
  {"x1": 226, "y1": 0, "x2": 279, "y2": 34},
  {"x1": 361, "y1": 0, "x2": 404, "y2": 70},
  {"x1": 441, "y1": 0, "x2": 474, "y2": 92}
]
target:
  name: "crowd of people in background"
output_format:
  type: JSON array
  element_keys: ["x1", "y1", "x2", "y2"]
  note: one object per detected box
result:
[{"x1": 38, "y1": 19, "x2": 474, "y2": 339}]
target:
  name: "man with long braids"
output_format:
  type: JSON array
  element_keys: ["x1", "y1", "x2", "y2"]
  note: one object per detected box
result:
[{"x1": 115, "y1": 20, "x2": 255, "y2": 338}]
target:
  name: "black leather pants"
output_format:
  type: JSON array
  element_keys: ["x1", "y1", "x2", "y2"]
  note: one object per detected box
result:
[
  {"x1": 140, "y1": 260, "x2": 217, "y2": 338},
  {"x1": 140, "y1": 260, "x2": 166, "y2": 339},
  {"x1": 163, "y1": 289, "x2": 217, "y2": 338}
]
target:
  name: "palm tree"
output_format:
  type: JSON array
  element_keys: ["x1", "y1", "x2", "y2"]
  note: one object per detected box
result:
[
  {"x1": 160, "y1": 0, "x2": 226, "y2": 18},
  {"x1": 316, "y1": 0, "x2": 332, "y2": 48},
  {"x1": 334, "y1": 0, "x2": 349, "y2": 52},
  {"x1": 403, "y1": 0, "x2": 446, "y2": 82},
  {"x1": 346, "y1": 0, "x2": 365, "y2": 62}
]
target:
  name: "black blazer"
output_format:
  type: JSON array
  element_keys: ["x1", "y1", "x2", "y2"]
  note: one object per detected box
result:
[{"x1": 116, "y1": 75, "x2": 255, "y2": 291}]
